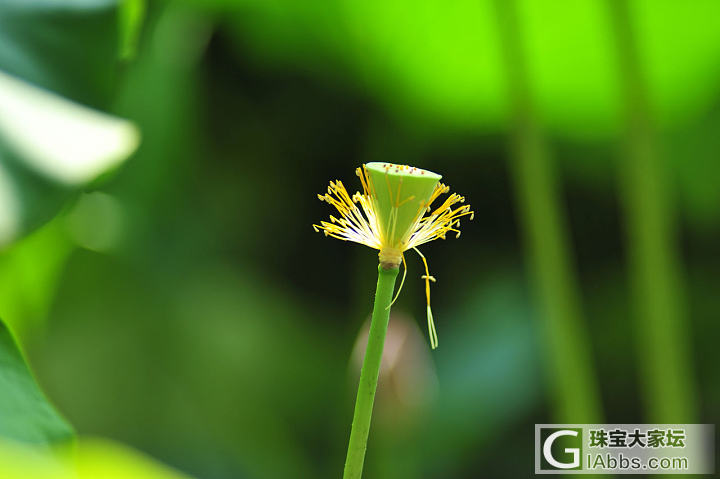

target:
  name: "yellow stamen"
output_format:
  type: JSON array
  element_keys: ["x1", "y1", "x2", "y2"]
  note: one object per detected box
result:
[
  {"x1": 386, "y1": 253, "x2": 408, "y2": 310},
  {"x1": 413, "y1": 247, "x2": 438, "y2": 349},
  {"x1": 314, "y1": 164, "x2": 473, "y2": 350}
]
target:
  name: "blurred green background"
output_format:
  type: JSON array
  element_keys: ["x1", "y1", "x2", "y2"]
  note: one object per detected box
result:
[{"x1": 0, "y1": 0, "x2": 719, "y2": 477}]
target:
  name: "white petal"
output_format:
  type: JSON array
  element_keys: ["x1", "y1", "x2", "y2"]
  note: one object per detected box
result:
[{"x1": 0, "y1": 70, "x2": 139, "y2": 185}]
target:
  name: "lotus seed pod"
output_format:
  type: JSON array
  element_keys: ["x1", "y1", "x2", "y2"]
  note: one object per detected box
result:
[{"x1": 365, "y1": 162, "x2": 441, "y2": 260}]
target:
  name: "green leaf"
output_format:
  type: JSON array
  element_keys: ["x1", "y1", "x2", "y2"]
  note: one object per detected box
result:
[
  {"x1": 0, "y1": 1, "x2": 142, "y2": 249},
  {"x1": 0, "y1": 0, "x2": 122, "y2": 109},
  {"x1": 0, "y1": 315, "x2": 191, "y2": 477},
  {"x1": 0, "y1": 71, "x2": 139, "y2": 248},
  {"x1": 0, "y1": 71, "x2": 139, "y2": 186},
  {"x1": 74, "y1": 438, "x2": 194, "y2": 479},
  {"x1": 0, "y1": 318, "x2": 74, "y2": 446},
  {"x1": 0, "y1": 437, "x2": 195, "y2": 478},
  {"x1": 0, "y1": 218, "x2": 74, "y2": 342}
]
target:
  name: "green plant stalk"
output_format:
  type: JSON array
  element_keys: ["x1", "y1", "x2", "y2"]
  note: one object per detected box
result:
[
  {"x1": 494, "y1": 0, "x2": 602, "y2": 423},
  {"x1": 343, "y1": 264, "x2": 399, "y2": 479},
  {"x1": 607, "y1": 0, "x2": 696, "y2": 422},
  {"x1": 508, "y1": 126, "x2": 603, "y2": 424}
]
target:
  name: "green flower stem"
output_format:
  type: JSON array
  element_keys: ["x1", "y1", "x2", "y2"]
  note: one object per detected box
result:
[
  {"x1": 343, "y1": 264, "x2": 399, "y2": 479},
  {"x1": 608, "y1": 0, "x2": 696, "y2": 422},
  {"x1": 494, "y1": 0, "x2": 602, "y2": 423}
]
